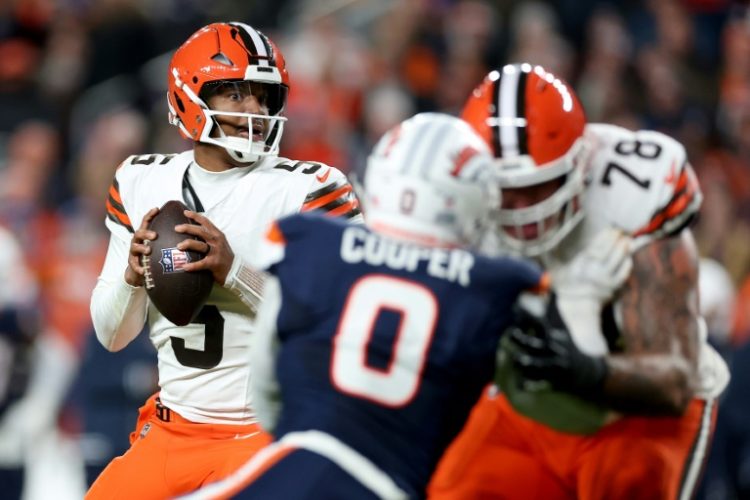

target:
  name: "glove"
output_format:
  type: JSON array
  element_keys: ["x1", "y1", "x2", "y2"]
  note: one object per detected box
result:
[
  {"x1": 505, "y1": 300, "x2": 608, "y2": 397},
  {"x1": 551, "y1": 228, "x2": 633, "y2": 303}
]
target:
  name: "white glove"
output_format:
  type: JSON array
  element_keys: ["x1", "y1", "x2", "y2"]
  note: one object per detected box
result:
[
  {"x1": 550, "y1": 229, "x2": 632, "y2": 356},
  {"x1": 551, "y1": 228, "x2": 633, "y2": 303}
]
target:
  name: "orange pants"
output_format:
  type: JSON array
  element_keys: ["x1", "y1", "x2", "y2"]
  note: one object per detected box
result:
[
  {"x1": 86, "y1": 394, "x2": 272, "y2": 500},
  {"x1": 429, "y1": 388, "x2": 717, "y2": 500}
]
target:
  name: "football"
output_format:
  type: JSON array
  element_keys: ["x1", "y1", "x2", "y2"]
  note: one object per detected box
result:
[{"x1": 143, "y1": 200, "x2": 213, "y2": 326}]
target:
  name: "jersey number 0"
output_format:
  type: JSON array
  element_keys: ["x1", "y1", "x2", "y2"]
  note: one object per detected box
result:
[{"x1": 331, "y1": 275, "x2": 438, "y2": 408}]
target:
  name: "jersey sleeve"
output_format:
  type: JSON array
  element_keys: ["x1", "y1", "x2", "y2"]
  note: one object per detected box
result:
[
  {"x1": 248, "y1": 275, "x2": 283, "y2": 433},
  {"x1": 585, "y1": 126, "x2": 702, "y2": 245},
  {"x1": 104, "y1": 156, "x2": 136, "y2": 236},
  {"x1": 104, "y1": 153, "x2": 181, "y2": 239},
  {"x1": 300, "y1": 165, "x2": 362, "y2": 221},
  {"x1": 632, "y1": 158, "x2": 701, "y2": 239},
  {"x1": 247, "y1": 221, "x2": 287, "y2": 273}
]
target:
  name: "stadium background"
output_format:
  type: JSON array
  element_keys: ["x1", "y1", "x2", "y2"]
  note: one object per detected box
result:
[{"x1": 1, "y1": 0, "x2": 748, "y2": 498}]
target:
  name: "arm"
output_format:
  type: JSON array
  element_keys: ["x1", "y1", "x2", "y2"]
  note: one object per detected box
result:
[
  {"x1": 0, "y1": 229, "x2": 76, "y2": 462},
  {"x1": 602, "y1": 229, "x2": 700, "y2": 415},
  {"x1": 90, "y1": 233, "x2": 149, "y2": 352},
  {"x1": 249, "y1": 275, "x2": 283, "y2": 433},
  {"x1": 508, "y1": 230, "x2": 700, "y2": 416}
]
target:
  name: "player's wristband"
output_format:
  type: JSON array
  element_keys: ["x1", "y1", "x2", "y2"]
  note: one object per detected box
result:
[{"x1": 223, "y1": 256, "x2": 266, "y2": 313}]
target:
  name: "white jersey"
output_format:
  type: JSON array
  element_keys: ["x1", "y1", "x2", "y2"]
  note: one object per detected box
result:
[
  {"x1": 570, "y1": 123, "x2": 701, "y2": 253},
  {"x1": 548, "y1": 123, "x2": 728, "y2": 399},
  {"x1": 100, "y1": 151, "x2": 361, "y2": 423},
  {"x1": 488, "y1": 123, "x2": 728, "y2": 408}
]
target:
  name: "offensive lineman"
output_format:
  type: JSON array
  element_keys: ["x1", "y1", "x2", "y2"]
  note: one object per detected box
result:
[{"x1": 429, "y1": 63, "x2": 730, "y2": 500}]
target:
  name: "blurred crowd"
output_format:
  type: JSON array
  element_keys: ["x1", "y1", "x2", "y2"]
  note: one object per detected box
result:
[{"x1": 1, "y1": 0, "x2": 749, "y2": 498}]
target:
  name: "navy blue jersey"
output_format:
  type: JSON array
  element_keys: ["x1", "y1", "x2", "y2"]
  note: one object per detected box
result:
[{"x1": 260, "y1": 213, "x2": 542, "y2": 497}]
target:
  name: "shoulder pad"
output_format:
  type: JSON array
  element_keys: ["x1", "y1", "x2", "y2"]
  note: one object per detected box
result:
[
  {"x1": 105, "y1": 173, "x2": 133, "y2": 234},
  {"x1": 300, "y1": 164, "x2": 362, "y2": 220},
  {"x1": 583, "y1": 125, "x2": 701, "y2": 240},
  {"x1": 118, "y1": 153, "x2": 178, "y2": 171},
  {"x1": 259, "y1": 157, "x2": 363, "y2": 220},
  {"x1": 106, "y1": 153, "x2": 184, "y2": 234}
]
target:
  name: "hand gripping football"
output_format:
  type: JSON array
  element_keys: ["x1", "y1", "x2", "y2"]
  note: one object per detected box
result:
[{"x1": 142, "y1": 200, "x2": 213, "y2": 326}]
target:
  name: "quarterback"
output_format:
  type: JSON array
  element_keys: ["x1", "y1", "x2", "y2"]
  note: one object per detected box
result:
[
  {"x1": 87, "y1": 22, "x2": 361, "y2": 500},
  {"x1": 429, "y1": 63, "x2": 730, "y2": 499}
]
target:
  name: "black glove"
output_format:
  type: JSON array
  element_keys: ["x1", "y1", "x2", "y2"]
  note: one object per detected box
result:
[{"x1": 505, "y1": 297, "x2": 608, "y2": 397}]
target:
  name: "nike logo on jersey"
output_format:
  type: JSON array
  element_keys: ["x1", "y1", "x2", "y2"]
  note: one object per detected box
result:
[{"x1": 316, "y1": 168, "x2": 331, "y2": 183}]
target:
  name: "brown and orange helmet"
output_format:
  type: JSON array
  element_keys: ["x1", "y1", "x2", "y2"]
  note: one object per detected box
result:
[
  {"x1": 462, "y1": 63, "x2": 588, "y2": 255},
  {"x1": 167, "y1": 22, "x2": 290, "y2": 163}
]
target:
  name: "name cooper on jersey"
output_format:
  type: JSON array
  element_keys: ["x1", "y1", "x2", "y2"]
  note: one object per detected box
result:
[{"x1": 340, "y1": 226, "x2": 474, "y2": 286}]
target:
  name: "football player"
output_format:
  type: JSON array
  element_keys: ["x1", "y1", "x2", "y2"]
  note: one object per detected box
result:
[
  {"x1": 87, "y1": 22, "x2": 361, "y2": 499},
  {"x1": 0, "y1": 225, "x2": 70, "y2": 498},
  {"x1": 428, "y1": 63, "x2": 730, "y2": 499},
  {"x1": 178, "y1": 113, "x2": 632, "y2": 499}
]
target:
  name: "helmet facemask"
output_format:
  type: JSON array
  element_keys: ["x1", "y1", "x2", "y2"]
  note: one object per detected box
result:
[
  {"x1": 196, "y1": 80, "x2": 287, "y2": 164},
  {"x1": 496, "y1": 167, "x2": 585, "y2": 257},
  {"x1": 494, "y1": 139, "x2": 587, "y2": 257}
]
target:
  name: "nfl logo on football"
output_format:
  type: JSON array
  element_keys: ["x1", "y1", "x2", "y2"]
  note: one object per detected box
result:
[{"x1": 160, "y1": 247, "x2": 191, "y2": 273}]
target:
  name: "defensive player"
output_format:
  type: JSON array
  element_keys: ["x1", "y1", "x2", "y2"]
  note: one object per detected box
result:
[
  {"x1": 429, "y1": 63, "x2": 730, "y2": 499},
  {"x1": 0, "y1": 225, "x2": 43, "y2": 499},
  {"x1": 181, "y1": 113, "x2": 633, "y2": 499},
  {"x1": 87, "y1": 22, "x2": 361, "y2": 499}
]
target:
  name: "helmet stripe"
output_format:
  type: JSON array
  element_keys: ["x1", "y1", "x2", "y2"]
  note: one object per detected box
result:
[
  {"x1": 413, "y1": 123, "x2": 451, "y2": 179},
  {"x1": 491, "y1": 79, "x2": 503, "y2": 158},
  {"x1": 515, "y1": 70, "x2": 528, "y2": 155},
  {"x1": 498, "y1": 66, "x2": 521, "y2": 158},
  {"x1": 256, "y1": 32, "x2": 275, "y2": 64},
  {"x1": 417, "y1": 121, "x2": 453, "y2": 180},
  {"x1": 229, "y1": 23, "x2": 270, "y2": 66},
  {"x1": 401, "y1": 119, "x2": 437, "y2": 174}
]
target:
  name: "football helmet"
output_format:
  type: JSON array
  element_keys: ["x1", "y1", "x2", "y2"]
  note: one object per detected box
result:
[
  {"x1": 167, "y1": 22, "x2": 289, "y2": 163},
  {"x1": 462, "y1": 63, "x2": 587, "y2": 256},
  {"x1": 363, "y1": 112, "x2": 498, "y2": 248}
]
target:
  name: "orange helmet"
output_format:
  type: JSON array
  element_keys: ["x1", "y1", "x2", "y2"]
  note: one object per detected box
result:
[
  {"x1": 462, "y1": 63, "x2": 587, "y2": 256},
  {"x1": 167, "y1": 22, "x2": 290, "y2": 163}
]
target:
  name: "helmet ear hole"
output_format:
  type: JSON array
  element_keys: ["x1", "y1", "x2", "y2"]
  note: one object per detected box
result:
[{"x1": 174, "y1": 92, "x2": 185, "y2": 113}]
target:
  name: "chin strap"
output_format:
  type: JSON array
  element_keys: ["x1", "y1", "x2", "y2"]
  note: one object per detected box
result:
[{"x1": 223, "y1": 256, "x2": 266, "y2": 314}]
